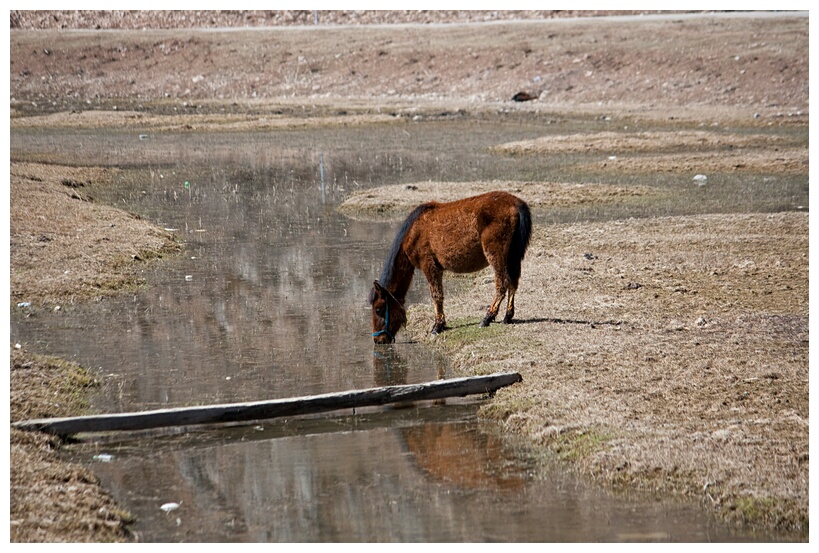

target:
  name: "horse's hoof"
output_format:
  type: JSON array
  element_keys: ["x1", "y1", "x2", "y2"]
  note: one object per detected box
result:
[
  {"x1": 431, "y1": 323, "x2": 446, "y2": 335},
  {"x1": 502, "y1": 315, "x2": 514, "y2": 324},
  {"x1": 479, "y1": 318, "x2": 492, "y2": 328}
]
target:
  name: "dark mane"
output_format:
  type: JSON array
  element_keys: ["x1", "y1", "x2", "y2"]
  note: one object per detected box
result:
[{"x1": 369, "y1": 203, "x2": 433, "y2": 304}]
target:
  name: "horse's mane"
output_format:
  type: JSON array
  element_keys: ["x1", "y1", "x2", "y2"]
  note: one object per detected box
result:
[{"x1": 375, "y1": 203, "x2": 433, "y2": 294}]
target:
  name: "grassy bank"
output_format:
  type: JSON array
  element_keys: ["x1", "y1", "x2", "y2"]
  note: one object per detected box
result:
[
  {"x1": 9, "y1": 348, "x2": 134, "y2": 542},
  {"x1": 399, "y1": 211, "x2": 808, "y2": 534},
  {"x1": 9, "y1": 162, "x2": 180, "y2": 542}
]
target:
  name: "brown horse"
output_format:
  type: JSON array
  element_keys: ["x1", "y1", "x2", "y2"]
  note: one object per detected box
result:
[{"x1": 370, "y1": 191, "x2": 531, "y2": 344}]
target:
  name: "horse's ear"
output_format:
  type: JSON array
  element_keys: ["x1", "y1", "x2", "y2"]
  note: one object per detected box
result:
[
  {"x1": 370, "y1": 280, "x2": 384, "y2": 305},
  {"x1": 373, "y1": 281, "x2": 402, "y2": 307}
]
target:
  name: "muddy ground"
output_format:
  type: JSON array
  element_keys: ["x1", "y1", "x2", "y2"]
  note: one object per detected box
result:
[{"x1": 8, "y1": 10, "x2": 809, "y2": 541}]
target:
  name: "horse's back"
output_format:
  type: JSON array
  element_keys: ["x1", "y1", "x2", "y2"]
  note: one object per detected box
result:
[
  {"x1": 422, "y1": 191, "x2": 524, "y2": 226},
  {"x1": 405, "y1": 191, "x2": 527, "y2": 273}
]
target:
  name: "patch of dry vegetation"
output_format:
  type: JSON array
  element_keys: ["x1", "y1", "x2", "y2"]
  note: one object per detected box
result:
[
  {"x1": 338, "y1": 180, "x2": 657, "y2": 221},
  {"x1": 492, "y1": 131, "x2": 809, "y2": 175},
  {"x1": 9, "y1": 108, "x2": 402, "y2": 132},
  {"x1": 10, "y1": 347, "x2": 134, "y2": 542},
  {"x1": 404, "y1": 211, "x2": 808, "y2": 534},
  {"x1": 493, "y1": 130, "x2": 789, "y2": 155},
  {"x1": 10, "y1": 14, "x2": 808, "y2": 119},
  {"x1": 9, "y1": 161, "x2": 180, "y2": 542},
  {"x1": 594, "y1": 149, "x2": 808, "y2": 175},
  {"x1": 10, "y1": 162, "x2": 179, "y2": 307}
]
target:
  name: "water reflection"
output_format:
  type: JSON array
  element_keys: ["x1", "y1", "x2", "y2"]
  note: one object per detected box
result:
[
  {"x1": 77, "y1": 407, "x2": 752, "y2": 542},
  {"x1": 400, "y1": 421, "x2": 525, "y2": 492},
  {"x1": 372, "y1": 345, "x2": 447, "y2": 387},
  {"x1": 13, "y1": 156, "x2": 449, "y2": 410}
]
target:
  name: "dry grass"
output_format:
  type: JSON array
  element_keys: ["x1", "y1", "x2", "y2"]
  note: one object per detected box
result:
[
  {"x1": 10, "y1": 14, "x2": 808, "y2": 119},
  {"x1": 591, "y1": 148, "x2": 808, "y2": 175},
  {"x1": 338, "y1": 180, "x2": 657, "y2": 221},
  {"x1": 9, "y1": 161, "x2": 181, "y2": 542},
  {"x1": 492, "y1": 130, "x2": 791, "y2": 155},
  {"x1": 402, "y1": 211, "x2": 808, "y2": 533},
  {"x1": 9, "y1": 108, "x2": 402, "y2": 132},
  {"x1": 492, "y1": 131, "x2": 808, "y2": 175},
  {"x1": 9, "y1": 347, "x2": 134, "y2": 542},
  {"x1": 9, "y1": 162, "x2": 179, "y2": 307}
]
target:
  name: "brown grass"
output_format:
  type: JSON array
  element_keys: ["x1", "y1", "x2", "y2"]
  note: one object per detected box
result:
[
  {"x1": 401, "y1": 210, "x2": 808, "y2": 533},
  {"x1": 9, "y1": 162, "x2": 179, "y2": 542},
  {"x1": 10, "y1": 347, "x2": 134, "y2": 542},
  {"x1": 338, "y1": 180, "x2": 657, "y2": 221},
  {"x1": 9, "y1": 108, "x2": 402, "y2": 132},
  {"x1": 492, "y1": 131, "x2": 808, "y2": 175},
  {"x1": 592, "y1": 149, "x2": 808, "y2": 175},
  {"x1": 9, "y1": 162, "x2": 179, "y2": 307},
  {"x1": 492, "y1": 130, "x2": 790, "y2": 155}
]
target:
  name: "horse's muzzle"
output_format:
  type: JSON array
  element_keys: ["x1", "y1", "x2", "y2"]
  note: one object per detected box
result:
[{"x1": 372, "y1": 333, "x2": 394, "y2": 345}]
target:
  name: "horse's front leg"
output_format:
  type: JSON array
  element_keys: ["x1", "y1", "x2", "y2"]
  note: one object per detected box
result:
[{"x1": 425, "y1": 266, "x2": 447, "y2": 334}]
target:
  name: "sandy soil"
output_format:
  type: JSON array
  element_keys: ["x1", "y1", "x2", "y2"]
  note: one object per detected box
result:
[
  {"x1": 9, "y1": 11, "x2": 808, "y2": 121},
  {"x1": 8, "y1": 10, "x2": 809, "y2": 542}
]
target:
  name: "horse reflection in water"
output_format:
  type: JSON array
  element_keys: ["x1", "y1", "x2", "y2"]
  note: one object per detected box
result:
[
  {"x1": 400, "y1": 422, "x2": 525, "y2": 491},
  {"x1": 370, "y1": 191, "x2": 532, "y2": 344},
  {"x1": 371, "y1": 346, "x2": 410, "y2": 387},
  {"x1": 371, "y1": 346, "x2": 524, "y2": 491}
]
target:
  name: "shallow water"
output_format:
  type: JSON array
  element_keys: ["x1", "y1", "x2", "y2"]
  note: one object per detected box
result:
[
  {"x1": 10, "y1": 117, "x2": 805, "y2": 541},
  {"x1": 75, "y1": 406, "x2": 760, "y2": 542}
]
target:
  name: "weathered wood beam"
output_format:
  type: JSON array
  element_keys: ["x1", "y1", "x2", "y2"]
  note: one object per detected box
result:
[{"x1": 12, "y1": 372, "x2": 522, "y2": 436}]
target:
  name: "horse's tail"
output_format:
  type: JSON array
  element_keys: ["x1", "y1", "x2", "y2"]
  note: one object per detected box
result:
[{"x1": 508, "y1": 200, "x2": 532, "y2": 287}]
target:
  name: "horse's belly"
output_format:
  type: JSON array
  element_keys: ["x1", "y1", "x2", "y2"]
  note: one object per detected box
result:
[
  {"x1": 436, "y1": 241, "x2": 488, "y2": 273},
  {"x1": 444, "y1": 254, "x2": 489, "y2": 273}
]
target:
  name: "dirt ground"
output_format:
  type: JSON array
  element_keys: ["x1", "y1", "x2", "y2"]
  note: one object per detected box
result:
[{"x1": 8, "y1": 10, "x2": 808, "y2": 541}]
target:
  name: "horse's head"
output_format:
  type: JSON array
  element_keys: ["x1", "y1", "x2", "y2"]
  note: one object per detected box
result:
[{"x1": 369, "y1": 280, "x2": 407, "y2": 344}]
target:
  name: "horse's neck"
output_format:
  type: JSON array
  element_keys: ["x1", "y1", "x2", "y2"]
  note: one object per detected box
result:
[{"x1": 384, "y1": 249, "x2": 414, "y2": 304}]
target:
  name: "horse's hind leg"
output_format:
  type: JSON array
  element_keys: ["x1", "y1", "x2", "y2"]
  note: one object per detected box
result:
[
  {"x1": 482, "y1": 249, "x2": 520, "y2": 326},
  {"x1": 501, "y1": 236, "x2": 523, "y2": 324},
  {"x1": 480, "y1": 271, "x2": 509, "y2": 327},
  {"x1": 502, "y1": 284, "x2": 517, "y2": 324}
]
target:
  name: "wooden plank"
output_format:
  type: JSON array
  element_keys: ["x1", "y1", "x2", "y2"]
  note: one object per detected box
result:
[{"x1": 12, "y1": 371, "x2": 522, "y2": 436}]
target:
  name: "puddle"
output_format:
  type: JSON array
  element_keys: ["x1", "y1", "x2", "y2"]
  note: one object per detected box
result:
[{"x1": 10, "y1": 118, "x2": 804, "y2": 541}]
